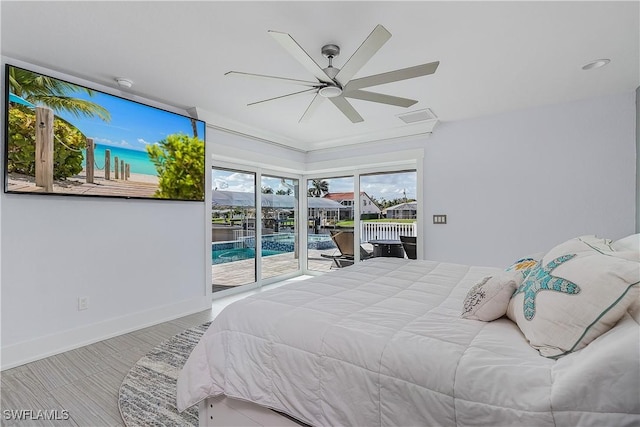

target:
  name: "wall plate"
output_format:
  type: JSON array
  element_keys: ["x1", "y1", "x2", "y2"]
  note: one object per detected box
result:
[{"x1": 433, "y1": 215, "x2": 447, "y2": 224}]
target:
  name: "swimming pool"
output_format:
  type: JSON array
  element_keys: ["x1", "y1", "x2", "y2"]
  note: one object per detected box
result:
[
  {"x1": 212, "y1": 247, "x2": 285, "y2": 264},
  {"x1": 264, "y1": 233, "x2": 334, "y2": 246},
  {"x1": 211, "y1": 233, "x2": 337, "y2": 264},
  {"x1": 244, "y1": 233, "x2": 336, "y2": 251},
  {"x1": 260, "y1": 233, "x2": 332, "y2": 243}
]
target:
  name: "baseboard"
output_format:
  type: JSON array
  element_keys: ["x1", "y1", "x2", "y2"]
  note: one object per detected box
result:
[{"x1": 1, "y1": 296, "x2": 211, "y2": 370}]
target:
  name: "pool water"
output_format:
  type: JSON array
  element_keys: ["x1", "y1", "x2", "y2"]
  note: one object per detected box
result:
[{"x1": 212, "y1": 247, "x2": 284, "y2": 264}]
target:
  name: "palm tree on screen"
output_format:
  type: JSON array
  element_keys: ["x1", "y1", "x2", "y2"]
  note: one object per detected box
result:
[
  {"x1": 8, "y1": 67, "x2": 110, "y2": 122},
  {"x1": 190, "y1": 119, "x2": 199, "y2": 138}
]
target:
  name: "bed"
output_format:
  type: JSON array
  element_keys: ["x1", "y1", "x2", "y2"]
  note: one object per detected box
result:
[{"x1": 177, "y1": 235, "x2": 640, "y2": 426}]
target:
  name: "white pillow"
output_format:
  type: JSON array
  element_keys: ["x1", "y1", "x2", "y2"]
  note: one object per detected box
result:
[
  {"x1": 571, "y1": 234, "x2": 613, "y2": 252},
  {"x1": 507, "y1": 236, "x2": 640, "y2": 358},
  {"x1": 462, "y1": 273, "x2": 518, "y2": 321},
  {"x1": 612, "y1": 233, "x2": 640, "y2": 252}
]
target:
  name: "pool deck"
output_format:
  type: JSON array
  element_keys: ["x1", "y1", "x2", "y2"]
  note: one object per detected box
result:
[
  {"x1": 211, "y1": 241, "x2": 393, "y2": 292},
  {"x1": 212, "y1": 248, "x2": 340, "y2": 291}
]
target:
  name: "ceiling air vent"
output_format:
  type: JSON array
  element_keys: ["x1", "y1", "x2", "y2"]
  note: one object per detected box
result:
[{"x1": 397, "y1": 108, "x2": 438, "y2": 124}]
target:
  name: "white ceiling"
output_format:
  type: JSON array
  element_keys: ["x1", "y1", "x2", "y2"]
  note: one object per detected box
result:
[{"x1": 2, "y1": 1, "x2": 638, "y2": 152}]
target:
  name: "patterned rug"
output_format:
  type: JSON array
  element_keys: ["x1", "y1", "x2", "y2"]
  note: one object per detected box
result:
[{"x1": 118, "y1": 322, "x2": 211, "y2": 427}]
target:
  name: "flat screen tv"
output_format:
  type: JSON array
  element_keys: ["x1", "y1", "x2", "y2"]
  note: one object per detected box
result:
[{"x1": 4, "y1": 64, "x2": 206, "y2": 201}]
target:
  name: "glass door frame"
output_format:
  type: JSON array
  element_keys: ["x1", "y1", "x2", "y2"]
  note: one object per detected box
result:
[{"x1": 212, "y1": 160, "x2": 303, "y2": 299}]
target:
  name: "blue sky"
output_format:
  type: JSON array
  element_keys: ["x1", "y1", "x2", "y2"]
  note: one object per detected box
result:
[
  {"x1": 212, "y1": 169, "x2": 417, "y2": 201},
  {"x1": 56, "y1": 88, "x2": 205, "y2": 152}
]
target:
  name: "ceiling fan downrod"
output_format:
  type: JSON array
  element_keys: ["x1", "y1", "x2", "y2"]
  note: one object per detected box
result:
[{"x1": 320, "y1": 44, "x2": 342, "y2": 97}]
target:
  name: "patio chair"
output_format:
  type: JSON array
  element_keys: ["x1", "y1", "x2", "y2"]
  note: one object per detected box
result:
[
  {"x1": 321, "y1": 230, "x2": 374, "y2": 268},
  {"x1": 399, "y1": 235, "x2": 417, "y2": 260}
]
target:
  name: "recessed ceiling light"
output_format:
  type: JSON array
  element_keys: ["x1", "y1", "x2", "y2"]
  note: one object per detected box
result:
[
  {"x1": 582, "y1": 59, "x2": 610, "y2": 71},
  {"x1": 115, "y1": 77, "x2": 133, "y2": 88}
]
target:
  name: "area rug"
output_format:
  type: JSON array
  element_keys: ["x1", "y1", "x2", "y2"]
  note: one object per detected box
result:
[{"x1": 118, "y1": 322, "x2": 211, "y2": 427}]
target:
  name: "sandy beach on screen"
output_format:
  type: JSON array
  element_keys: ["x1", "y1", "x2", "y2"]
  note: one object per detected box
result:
[
  {"x1": 70, "y1": 168, "x2": 160, "y2": 185},
  {"x1": 7, "y1": 168, "x2": 160, "y2": 198}
]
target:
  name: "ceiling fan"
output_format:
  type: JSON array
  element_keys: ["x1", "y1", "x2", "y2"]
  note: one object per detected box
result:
[{"x1": 225, "y1": 24, "x2": 439, "y2": 123}]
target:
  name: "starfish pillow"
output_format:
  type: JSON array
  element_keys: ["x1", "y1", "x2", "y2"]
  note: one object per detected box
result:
[{"x1": 506, "y1": 235, "x2": 639, "y2": 358}]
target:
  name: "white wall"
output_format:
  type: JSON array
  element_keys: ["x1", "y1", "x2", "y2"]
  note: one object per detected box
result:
[
  {"x1": 423, "y1": 92, "x2": 636, "y2": 266},
  {"x1": 1, "y1": 60, "x2": 211, "y2": 369}
]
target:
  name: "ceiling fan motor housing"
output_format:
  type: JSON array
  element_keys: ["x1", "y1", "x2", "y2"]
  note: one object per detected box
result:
[
  {"x1": 322, "y1": 66, "x2": 340, "y2": 80},
  {"x1": 321, "y1": 44, "x2": 340, "y2": 59}
]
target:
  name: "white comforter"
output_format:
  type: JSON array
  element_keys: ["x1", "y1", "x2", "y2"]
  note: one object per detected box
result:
[{"x1": 177, "y1": 258, "x2": 640, "y2": 426}]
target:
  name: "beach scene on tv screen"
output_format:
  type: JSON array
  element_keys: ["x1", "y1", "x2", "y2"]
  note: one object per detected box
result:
[{"x1": 5, "y1": 66, "x2": 206, "y2": 201}]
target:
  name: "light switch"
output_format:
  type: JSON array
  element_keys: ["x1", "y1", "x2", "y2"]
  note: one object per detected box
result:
[{"x1": 433, "y1": 214, "x2": 447, "y2": 224}]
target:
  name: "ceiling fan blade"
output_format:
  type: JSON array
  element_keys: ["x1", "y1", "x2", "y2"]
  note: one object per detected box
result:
[
  {"x1": 345, "y1": 61, "x2": 440, "y2": 91},
  {"x1": 248, "y1": 88, "x2": 317, "y2": 106},
  {"x1": 268, "y1": 30, "x2": 334, "y2": 84},
  {"x1": 225, "y1": 71, "x2": 319, "y2": 87},
  {"x1": 343, "y1": 89, "x2": 418, "y2": 108},
  {"x1": 335, "y1": 24, "x2": 392, "y2": 86},
  {"x1": 329, "y1": 96, "x2": 364, "y2": 123},
  {"x1": 299, "y1": 93, "x2": 325, "y2": 123}
]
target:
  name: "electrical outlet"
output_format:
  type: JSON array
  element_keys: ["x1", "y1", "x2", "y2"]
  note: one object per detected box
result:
[{"x1": 78, "y1": 297, "x2": 89, "y2": 311}]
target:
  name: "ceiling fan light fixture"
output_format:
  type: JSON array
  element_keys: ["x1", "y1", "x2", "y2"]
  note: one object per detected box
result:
[
  {"x1": 581, "y1": 59, "x2": 610, "y2": 70},
  {"x1": 319, "y1": 85, "x2": 343, "y2": 98}
]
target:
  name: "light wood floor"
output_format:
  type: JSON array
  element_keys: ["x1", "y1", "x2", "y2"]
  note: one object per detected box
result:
[
  {"x1": 0, "y1": 309, "x2": 216, "y2": 427},
  {"x1": 0, "y1": 279, "x2": 310, "y2": 427}
]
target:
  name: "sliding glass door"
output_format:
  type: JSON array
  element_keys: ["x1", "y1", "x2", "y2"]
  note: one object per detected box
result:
[
  {"x1": 261, "y1": 175, "x2": 299, "y2": 280},
  {"x1": 211, "y1": 168, "x2": 256, "y2": 293},
  {"x1": 359, "y1": 170, "x2": 417, "y2": 259},
  {"x1": 306, "y1": 176, "x2": 353, "y2": 271},
  {"x1": 304, "y1": 169, "x2": 418, "y2": 272},
  {"x1": 211, "y1": 166, "x2": 301, "y2": 295},
  {"x1": 210, "y1": 165, "x2": 418, "y2": 289}
]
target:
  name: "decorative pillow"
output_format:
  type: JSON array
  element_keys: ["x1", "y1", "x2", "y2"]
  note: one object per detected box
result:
[
  {"x1": 462, "y1": 273, "x2": 518, "y2": 321},
  {"x1": 507, "y1": 236, "x2": 640, "y2": 358},
  {"x1": 612, "y1": 233, "x2": 640, "y2": 252}
]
